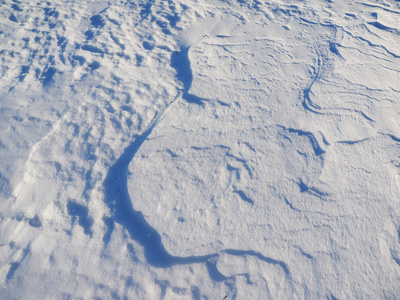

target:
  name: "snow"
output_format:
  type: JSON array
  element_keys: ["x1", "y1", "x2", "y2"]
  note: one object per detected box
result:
[{"x1": 0, "y1": 0, "x2": 400, "y2": 299}]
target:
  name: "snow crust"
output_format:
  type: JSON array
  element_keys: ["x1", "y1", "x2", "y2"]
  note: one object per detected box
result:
[{"x1": 1, "y1": 0, "x2": 400, "y2": 299}]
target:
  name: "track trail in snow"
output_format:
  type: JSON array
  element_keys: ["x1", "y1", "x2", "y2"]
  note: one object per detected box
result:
[{"x1": 0, "y1": 0, "x2": 400, "y2": 299}]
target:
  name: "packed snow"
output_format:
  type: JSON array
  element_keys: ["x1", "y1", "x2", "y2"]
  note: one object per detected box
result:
[{"x1": 1, "y1": 0, "x2": 400, "y2": 298}]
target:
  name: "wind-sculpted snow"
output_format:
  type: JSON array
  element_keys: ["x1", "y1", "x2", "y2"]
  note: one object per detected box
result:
[
  {"x1": 0, "y1": 0, "x2": 400, "y2": 299},
  {"x1": 127, "y1": 2, "x2": 400, "y2": 298}
]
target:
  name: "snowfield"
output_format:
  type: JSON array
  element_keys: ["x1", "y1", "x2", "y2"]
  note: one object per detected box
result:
[{"x1": 1, "y1": 0, "x2": 400, "y2": 299}]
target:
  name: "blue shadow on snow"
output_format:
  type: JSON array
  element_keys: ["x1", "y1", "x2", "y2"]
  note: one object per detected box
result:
[
  {"x1": 103, "y1": 126, "x2": 292, "y2": 282},
  {"x1": 103, "y1": 47, "x2": 293, "y2": 279},
  {"x1": 103, "y1": 126, "x2": 215, "y2": 268},
  {"x1": 170, "y1": 47, "x2": 207, "y2": 105}
]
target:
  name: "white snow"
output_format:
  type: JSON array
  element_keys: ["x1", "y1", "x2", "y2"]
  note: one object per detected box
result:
[{"x1": 0, "y1": 0, "x2": 400, "y2": 299}]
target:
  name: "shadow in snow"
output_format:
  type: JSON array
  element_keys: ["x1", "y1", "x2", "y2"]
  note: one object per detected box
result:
[
  {"x1": 67, "y1": 200, "x2": 93, "y2": 237},
  {"x1": 139, "y1": 0, "x2": 154, "y2": 20},
  {"x1": 103, "y1": 126, "x2": 292, "y2": 281},
  {"x1": 233, "y1": 190, "x2": 254, "y2": 205},
  {"x1": 90, "y1": 15, "x2": 106, "y2": 28},
  {"x1": 103, "y1": 47, "x2": 293, "y2": 279},
  {"x1": 171, "y1": 47, "x2": 207, "y2": 105},
  {"x1": 41, "y1": 67, "x2": 57, "y2": 87},
  {"x1": 6, "y1": 245, "x2": 30, "y2": 282},
  {"x1": 278, "y1": 125, "x2": 325, "y2": 156},
  {"x1": 223, "y1": 249, "x2": 291, "y2": 277},
  {"x1": 103, "y1": 126, "x2": 214, "y2": 268}
]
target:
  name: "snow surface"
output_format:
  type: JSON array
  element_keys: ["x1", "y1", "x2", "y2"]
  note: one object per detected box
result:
[{"x1": 1, "y1": 0, "x2": 400, "y2": 298}]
